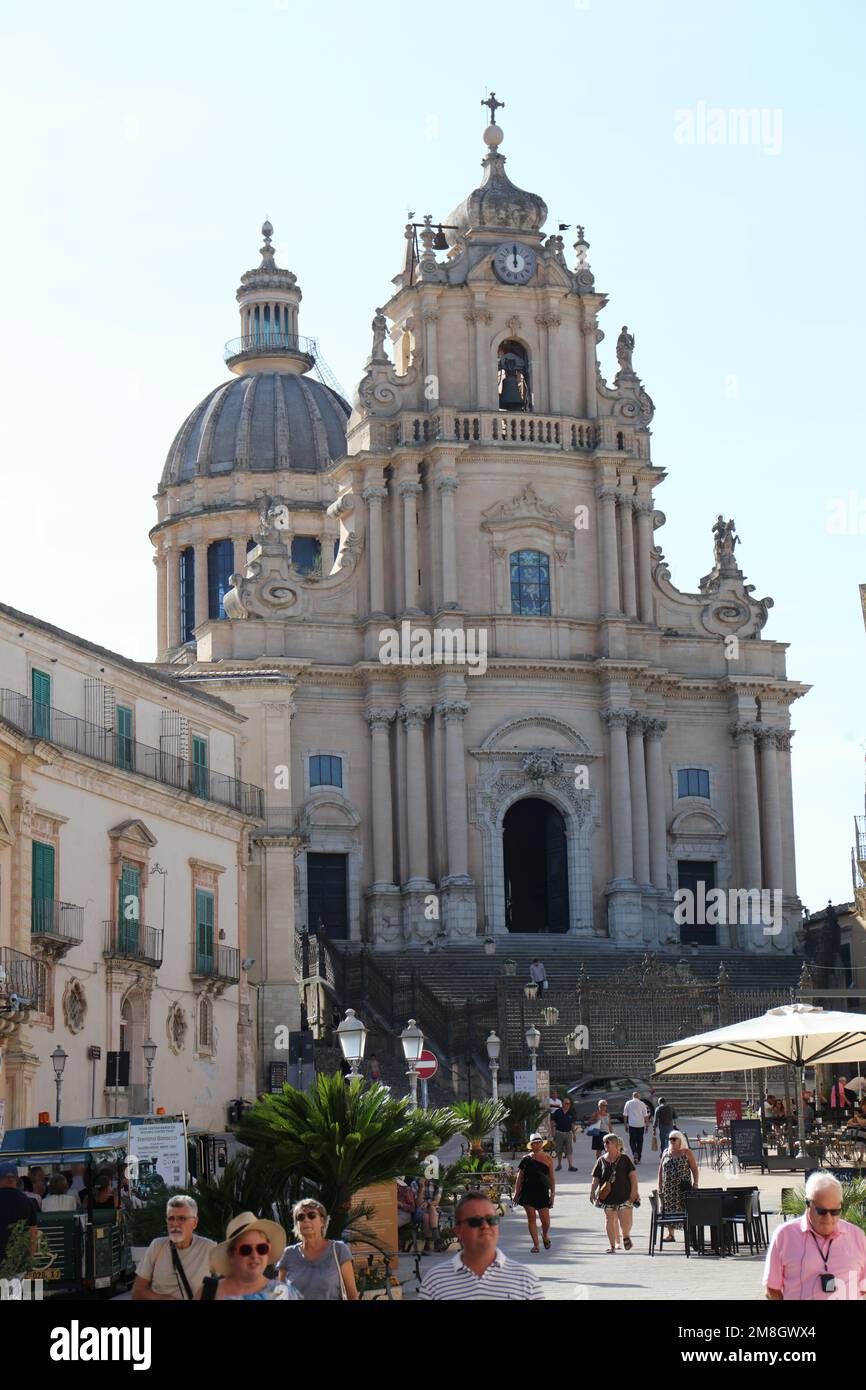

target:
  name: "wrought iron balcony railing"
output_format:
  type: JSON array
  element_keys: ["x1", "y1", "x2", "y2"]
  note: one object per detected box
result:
[
  {"x1": 0, "y1": 945, "x2": 48, "y2": 1013},
  {"x1": 31, "y1": 898, "x2": 84, "y2": 946},
  {"x1": 103, "y1": 921, "x2": 164, "y2": 968},
  {"x1": 855, "y1": 815, "x2": 866, "y2": 868},
  {"x1": 0, "y1": 689, "x2": 263, "y2": 818},
  {"x1": 224, "y1": 332, "x2": 318, "y2": 363},
  {"x1": 191, "y1": 944, "x2": 240, "y2": 984}
]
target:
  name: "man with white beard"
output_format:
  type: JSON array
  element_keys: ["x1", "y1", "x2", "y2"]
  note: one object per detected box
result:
[{"x1": 132, "y1": 1194, "x2": 215, "y2": 1301}]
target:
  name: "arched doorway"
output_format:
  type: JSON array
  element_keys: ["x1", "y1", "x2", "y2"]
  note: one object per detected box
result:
[{"x1": 503, "y1": 798, "x2": 569, "y2": 933}]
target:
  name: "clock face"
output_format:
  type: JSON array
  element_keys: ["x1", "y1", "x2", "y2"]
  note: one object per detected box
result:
[{"x1": 493, "y1": 241, "x2": 537, "y2": 285}]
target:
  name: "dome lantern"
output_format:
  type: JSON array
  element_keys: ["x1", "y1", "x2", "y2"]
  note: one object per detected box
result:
[{"x1": 224, "y1": 221, "x2": 316, "y2": 377}]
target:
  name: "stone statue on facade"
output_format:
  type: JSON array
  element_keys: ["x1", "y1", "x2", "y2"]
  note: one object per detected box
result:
[
  {"x1": 370, "y1": 308, "x2": 390, "y2": 363},
  {"x1": 712, "y1": 515, "x2": 740, "y2": 567},
  {"x1": 616, "y1": 325, "x2": 635, "y2": 374}
]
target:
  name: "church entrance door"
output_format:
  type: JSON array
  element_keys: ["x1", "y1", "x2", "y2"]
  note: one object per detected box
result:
[
  {"x1": 503, "y1": 798, "x2": 569, "y2": 933},
  {"x1": 307, "y1": 853, "x2": 348, "y2": 940}
]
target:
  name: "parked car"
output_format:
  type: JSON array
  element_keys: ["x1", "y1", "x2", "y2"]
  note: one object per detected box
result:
[{"x1": 566, "y1": 1075, "x2": 656, "y2": 1123}]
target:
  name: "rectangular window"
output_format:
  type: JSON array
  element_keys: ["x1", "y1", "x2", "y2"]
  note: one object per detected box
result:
[
  {"x1": 310, "y1": 754, "x2": 342, "y2": 788},
  {"x1": 179, "y1": 548, "x2": 195, "y2": 643},
  {"x1": 118, "y1": 863, "x2": 141, "y2": 954},
  {"x1": 31, "y1": 840, "x2": 56, "y2": 934},
  {"x1": 116, "y1": 705, "x2": 134, "y2": 771},
  {"x1": 677, "y1": 768, "x2": 711, "y2": 799},
  {"x1": 291, "y1": 536, "x2": 322, "y2": 576},
  {"x1": 31, "y1": 669, "x2": 51, "y2": 739},
  {"x1": 195, "y1": 889, "x2": 215, "y2": 974},
  {"x1": 307, "y1": 853, "x2": 348, "y2": 940},
  {"x1": 510, "y1": 551, "x2": 551, "y2": 616},
  {"x1": 677, "y1": 859, "x2": 717, "y2": 946},
  {"x1": 191, "y1": 735, "x2": 209, "y2": 798}
]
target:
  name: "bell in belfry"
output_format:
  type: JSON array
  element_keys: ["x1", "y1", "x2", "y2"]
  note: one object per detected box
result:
[{"x1": 498, "y1": 349, "x2": 530, "y2": 411}]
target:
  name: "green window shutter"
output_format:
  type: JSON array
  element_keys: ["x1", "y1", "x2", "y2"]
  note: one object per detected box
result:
[
  {"x1": 31, "y1": 840, "x2": 55, "y2": 933},
  {"x1": 119, "y1": 864, "x2": 141, "y2": 953},
  {"x1": 31, "y1": 669, "x2": 51, "y2": 739},
  {"x1": 195, "y1": 889, "x2": 214, "y2": 973},
  {"x1": 192, "y1": 736, "x2": 209, "y2": 798},
  {"x1": 116, "y1": 705, "x2": 133, "y2": 770}
]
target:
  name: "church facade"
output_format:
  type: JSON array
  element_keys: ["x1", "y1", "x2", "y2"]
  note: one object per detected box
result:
[{"x1": 151, "y1": 103, "x2": 808, "y2": 1060}]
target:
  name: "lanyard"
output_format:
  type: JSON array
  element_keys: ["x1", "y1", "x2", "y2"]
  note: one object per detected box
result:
[{"x1": 809, "y1": 1229, "x2": 832, "y2": 1271}]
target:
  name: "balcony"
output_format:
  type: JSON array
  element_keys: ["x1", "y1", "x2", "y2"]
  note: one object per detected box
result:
[
  {"x1": 0, "y1": 945, "x2": 48, "y2": 1015},
  {"x1": 224, "y1": 332, "x2": 318, "y2": 369},
  {"x1": 103, "y1": 921, "x2": 164, "y2": 969},
  {"x1": 31, "y1": 899, "x2": 84, "y2": 957},
  {"x1": 856, "y1": 816, "x2": 866, "y2": 873},
  {"x1": 0, "y1": 689, "x2": 263, "y2": 818},
  {"x1": 358, "y1": 409, "x2": 649, "y2": 459},
  {"x1": 191, "y1": 944, "x2": 240, "y2": 987}
]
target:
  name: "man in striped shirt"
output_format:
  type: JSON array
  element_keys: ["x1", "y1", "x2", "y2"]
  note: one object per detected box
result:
[{"x1": 417, "y1": 1192, "x2": 544, "y2": 1300}]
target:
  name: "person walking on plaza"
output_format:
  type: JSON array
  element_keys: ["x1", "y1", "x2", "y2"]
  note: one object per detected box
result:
[
  {"x1": 587, "y1": 1097, "x2": 613, "y2": 1162},
  {"x1": 623, "y1": 1090, "x2": 650, "y2": 1163},
  {"x1": 551, "y1": 1096, "x2": 579, "y2": 1171},
  {"x1": 418, "y1": 1191, "x2": 544, "y2": 1300},
  {"x1": 764, "y1": 1173, "x2": 866, "y2": 1300},
  {"x1": 202, "y1": 1212, "x2": 300, "y2": 1300},
  {"x1": 830, "y1": 1076, "x2": 850, "y2": 1121},
  {"x1": 276, "y1": 1199, "x2": 359, "y2": 1299},
  {"x1": 652, "y1": 1095, "x2": 677, "y2": 1154},
  {"x1": 133, "y1": 1195, "x2": 215, "y2": 1300},
  {"x1": 513, "y1": 1133, "x2": 555, "y2": 1252},
  {"x1": 529, "y1": 958, "x2": 548, "y2": 991},
  {"x1": 657, "y1": 1131, "x2": 698, "y2": 1243},
  {"x1": 590, "y1": 1133, "x2": 639, "y2": 1252}
]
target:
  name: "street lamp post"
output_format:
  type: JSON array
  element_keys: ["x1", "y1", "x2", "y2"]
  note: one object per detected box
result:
[
  {"x1": 486, "y1": 1030, "x2": 501, "y2": 1160},
  {"x1": 142, "y1": 1037, "x2": 157, "y2": 1115},
  {"x1": 50, "y1": 1046, "x2": 67, "y2": 1123},
  {"x1": 336, "y1": 1008, "x2": 368, "y2": 1080},
  {"x1": 525, "y1": 1024, "x2": 541, "y2": 1073},
  {"x1": 400, "y1": 1018, "x2": 425, "y2": 1111}
]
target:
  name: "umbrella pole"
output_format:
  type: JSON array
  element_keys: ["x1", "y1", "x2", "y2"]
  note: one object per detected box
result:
[
  {"x1": 798, "y1": 1066, "x2": 807, "y2": 1156},
  {"x1": 783, "y1": 1066, "x2": 794, "y2": 1157}
]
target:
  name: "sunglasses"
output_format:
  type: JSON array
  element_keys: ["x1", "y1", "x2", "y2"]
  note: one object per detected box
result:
[
  {"x1": 234, "y1": 1242, "x2": 270, "y2": 1257},
  {"x1": 297, "y1": 1211, "x2": 320, "y2": 1221},
  {"x1": 458, "y1": 1215, "x2": 500, "y2": 1228},
  {"x1": 810, "y1": 1204, "x2": 842, "y2": 1217}
]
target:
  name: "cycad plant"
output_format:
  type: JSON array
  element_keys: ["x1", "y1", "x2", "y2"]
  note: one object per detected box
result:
[
  {"x1": 238, "y1": 1072, "x2": 461, "y2": 1237},
  {"x1": 450, "y1": 1098, "x2": 509, "y2": 1157},
  {"x1": 502, "y1": 1092, "x2": 549, "y2": 1152},
  {"x1": 781, "y1": 1176, "x2": 866, "y2": 1234},
  {"x1": 185, "y1": 1152, "x2": 304, "y2": 1242}
]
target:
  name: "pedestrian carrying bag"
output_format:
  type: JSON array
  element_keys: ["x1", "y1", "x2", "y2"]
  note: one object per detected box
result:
[
  {"x1": 651, "y1": 1133, "x2": 658, "y2": 1151},
  {"x1": 168, "y1": 1240, "x2": 195, "y2": 1300},
  {"x1": 333, "y1": 1242, "x2": 347, "y2": 1300},
  {"x1": 597, "y1": 1158, "x2": 618, "y2": 1203}
]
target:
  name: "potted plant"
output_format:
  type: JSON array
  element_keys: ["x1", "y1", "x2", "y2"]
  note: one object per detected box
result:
[
  {"x1": 357, "y1": 1263, "x2": 404, "y2": 1300},
  {"x1": 451, "y1": 1098, "x2": 509, "y2": 1158},
  {"x1": 483, "y1": 936, "x2": 496, "y2": 957},
  {"x1": 503, "y1": 958, "x2": 517, "y2": 977}
]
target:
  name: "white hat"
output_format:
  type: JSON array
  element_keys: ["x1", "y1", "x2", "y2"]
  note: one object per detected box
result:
[{"x1": 210, "y1": 1211, "x2": 286, "y2": 1278}]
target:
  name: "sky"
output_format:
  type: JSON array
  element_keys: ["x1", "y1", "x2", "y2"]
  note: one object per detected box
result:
[{"x1": 0, "y1": 0, "x2": 864, "y2": 912}]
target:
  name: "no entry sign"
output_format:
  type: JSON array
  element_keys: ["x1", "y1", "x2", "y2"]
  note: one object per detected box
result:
[{"x1": 415, "y1": 1050, "x2": 438, "y2": 1080}]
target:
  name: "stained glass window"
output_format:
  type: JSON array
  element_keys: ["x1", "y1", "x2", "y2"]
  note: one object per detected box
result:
[{"x1": 510, "y1": 550, "x2": 551, "y2": 616}]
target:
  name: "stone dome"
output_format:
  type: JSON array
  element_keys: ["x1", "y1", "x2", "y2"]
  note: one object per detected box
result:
[
  {"x1": 160, "y1": 371, "x2": 350, "y2": 488},
  {"x1": 446, "y1": 129, "x2": 548, "y2": 239}
]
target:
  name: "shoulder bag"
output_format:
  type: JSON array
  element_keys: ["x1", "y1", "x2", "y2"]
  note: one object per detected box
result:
[
  {"x1": 597, "y1": 1158, "x2": 618, "y2": 1203},
  {"x1": 168, "y1": 1239, "x2": 195, "y2": 1300},
  {"x1": 332, "y1": 1241, "x2": 348, "y2": 1300}
]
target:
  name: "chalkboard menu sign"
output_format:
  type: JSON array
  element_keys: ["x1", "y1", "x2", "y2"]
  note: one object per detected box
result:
[{"x1": 729, "y1": 1119, "x2": 765, "y2": 1170}]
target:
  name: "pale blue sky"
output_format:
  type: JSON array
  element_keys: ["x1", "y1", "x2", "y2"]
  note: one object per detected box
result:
[{"x1": 1, "y1": 0, "x2": 864, "y2": 911}]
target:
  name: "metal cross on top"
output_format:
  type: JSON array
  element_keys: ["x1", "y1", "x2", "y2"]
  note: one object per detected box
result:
[{"x1": 482, "y1": 91, "x2": 505, "y2": 123}]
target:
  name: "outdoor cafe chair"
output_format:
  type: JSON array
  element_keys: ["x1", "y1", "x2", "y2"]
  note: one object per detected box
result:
[
  {"x1": 648, "y1": 1191, "x2": 690, "y2": 1256},
  {"x1": 722, "y1": 1188, "x2": 763, "y2": 1254},
  {"x1": 684, "y1": 1191, "x2": 736, "y2": 1257}
]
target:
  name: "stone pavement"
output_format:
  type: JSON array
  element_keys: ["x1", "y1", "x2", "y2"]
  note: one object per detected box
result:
[{"x1": 409, "y1": 1117, "x2": 802, "y2": 1302}]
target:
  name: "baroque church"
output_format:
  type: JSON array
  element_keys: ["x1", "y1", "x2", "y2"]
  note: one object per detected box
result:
[{"x1": 150, "y1": 101, "x2": 808, "y2": 1070}]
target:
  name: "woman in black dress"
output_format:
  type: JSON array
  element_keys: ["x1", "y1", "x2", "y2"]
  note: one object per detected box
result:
[{"x1": 513, "y1": 1133, "x2": 555, "y2": 1253}]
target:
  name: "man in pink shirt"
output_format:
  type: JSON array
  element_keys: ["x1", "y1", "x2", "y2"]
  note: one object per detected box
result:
[{"x1": 764, "y1": 1173, "x2": 866, "y2": 1301}]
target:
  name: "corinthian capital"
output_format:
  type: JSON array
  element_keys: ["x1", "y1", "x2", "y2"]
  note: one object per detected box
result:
[
  {"x1": 400, "y1": 704, "x2": 432, "y2": 729},
  {"x1": 366, "y1": 708, "x2": 397, "y2": 732},
  {"x1": 643, "y1": 717, "x2": 668, "y2": 741},
  {"x1": 730, "y1": 720, "x2": 759, "y2": 746},
  {"x1": 596, "y1": 485, "x2": 618, "y2": 504},
  {"x1": 362, "y1": 485, "x2": 388, "y2": 503},
  {"x1": 600, "y1": 707, "x2": 636, "y2": 731},
  {"x1": 435, "y1": 475, "x2": 459, "y2": 495},
  {"x1": 435, "y1": 700, "x2": 470, "y2": 723},
  {"x1": 627, "y1": 712, "x2": 648, "y2": 737},
  {"x1": 398, "y1": 481, "x2": 423, "y2": 499}
]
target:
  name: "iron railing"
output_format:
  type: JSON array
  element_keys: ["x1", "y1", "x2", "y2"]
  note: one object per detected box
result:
[
  {"x1": 31, "y1": 898, "x2": 84, "y2": 946},
  {"x1": 224, "y1": 333, "x2": 318, "y2": 362},
  {"x1": 0, "y1": 689, "x2": 263, "y2": 818},
  {"x1": 191, "y1": 944, "x2": 240, "y2": 984},
  {"x1": 0, "y1": 945, "x2": 48, "y2": 1012},
  {"x1": 855, "y1": 816, "x2": 866, "y2": 868},
  {"x1": 103, "y1": 921, "x2": 164, "y2": 968}
]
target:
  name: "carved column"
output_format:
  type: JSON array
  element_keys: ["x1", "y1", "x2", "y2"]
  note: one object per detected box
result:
[
  {"x1": 401, "y1": 705, "x2": 433, "y2": 887},
  {"x1": 365, "y1": 709, "x2": 397, "y2": 889},
  {"x1": 436, "y1": 701, "x2": 471, "y2": 881},
  {"x1": 731, "y1": 722, "x2": 763, "y2": 889},
  {"x1": 399, "y1": 482, "x2": 423, "y2": 615},
  {"x1": 473, "y1": 307, "x2": 492, "y2": 408},
  {"x1": 644, "y1": 718, "x2": 669, "y2": 890},
  {"x1": 757, "y1": 727, "x2": 784, "y2": 894},
  {"x1": 582, "y1": 317, "x2": 598, "y2": 419},
  {"x1": 635, "y1": 500, "x2": 655, "y2": 625},
  {"x1": 437, "y1": 476, "x2": 459, "y2": 611},
  {"x1": 601, "y1": 708, "x2": 634, "y2": 882},
  {"x1": 617, "y1": 492, "x2": 637, "y2": 619},
  {"x1": 362, "y1": 486, "x2": 388, "y2": 615},
  {"x1": 628, "y1": 714, "x2": 651, "y2": 886},
  {"x1": 194, "y1": 541, "x2": 209, "y2": 629},
  {"x1": 535, "y1": 314, "x2": 560, "y2": 414},
  {"x1": 775, "y1": 730, "x2": 796, "y2": 898},
  {"x1": 165, "y1": 544, "x2": 180, "y2": 649},
  {"x1": 155, "y1": 552, "x2": 167, "y2": 658},
  {"x1": 596, "y1": 486, "x2": 621, "y2": 615},
  {"x1": 422, "y1": 310, "x2": 439, "y2": 402}
]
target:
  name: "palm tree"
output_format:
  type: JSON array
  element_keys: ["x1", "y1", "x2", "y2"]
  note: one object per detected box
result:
[
  {"x1": 781, "y1": 1176, "x2": 866, "y2": 1234},
  {"x1": 450, "y1": 1098, "x2": 509, "y2": 1157},
  {"x1": 186, "y1": 1152, "x2": 303, "y2": 1242},
  {"x1": 238, "y1": 1072, "x2": 461, "y2": 1237}
]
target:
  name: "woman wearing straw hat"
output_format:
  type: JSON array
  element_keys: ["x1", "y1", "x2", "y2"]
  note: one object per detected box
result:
[
  {"x1": 513, "y1": 1134, "x2": 555, "y2": 1254},
  {"x1": 199, "y1": 1212, "x2": 301, "y2": 1300}
]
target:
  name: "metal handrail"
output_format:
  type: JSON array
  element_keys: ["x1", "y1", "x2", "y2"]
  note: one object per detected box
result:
[
  {"x1": 224, "y1": 333, "x2": 318, "y2": 362},
  {"x1": 103, "y1": 921, "x2": 164, "y2": 968},
  {"x1": 31, "y1": 898, "x2": 84, "y2": 943},
  {"x1": 191, "y1": 944, "x2": 240, "y2": 984},
  {"x1": 0, "y1": 689, "x2": 263, "y2": 818},
  {"x1": 0, "y1": 945, "x2": 48, "y2": 1012}
]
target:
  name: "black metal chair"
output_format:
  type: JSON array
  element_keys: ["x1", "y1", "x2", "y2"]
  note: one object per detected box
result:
[
  {"x1": 648, "y1": 1191, "x2": 690, "y2": 1256},
  {"x1": 685, "y1": 1191, "x2": 736, "y2": 1256},
  {"x1": 722, "y1": 1188, "x2": 763, "y2": 1254}
]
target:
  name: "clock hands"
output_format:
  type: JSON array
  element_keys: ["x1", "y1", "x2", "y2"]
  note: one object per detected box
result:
[{"x1": 512, "y1": 244, "x2": 519, "y2": 269}]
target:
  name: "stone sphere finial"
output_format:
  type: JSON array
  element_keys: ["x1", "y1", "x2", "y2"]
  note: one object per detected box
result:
[
  {"x1": 262, "y1": 219, "x2": 274, "y2": 239},
  {"x1": 483, "y1": 122, "x2": 504, "y2": 150}
]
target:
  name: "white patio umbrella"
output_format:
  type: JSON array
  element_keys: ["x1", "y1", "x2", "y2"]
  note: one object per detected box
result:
[{"x1": 654, "y1": 1003, "x2": 866, "y2": 1152}]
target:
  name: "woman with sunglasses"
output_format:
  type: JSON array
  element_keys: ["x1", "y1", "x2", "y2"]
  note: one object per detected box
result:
[
  {"x1": 657, "y1": 1130, "x2": 698, "y2": 1243},
  {"x1": 512, "y1": 1132, "x2": 555, "y2": 1253},
  {"x1": 201, "y1": 1212, "x2": 301, "y2": 1300},
  {"x1": 276, "y1": 1200, "x2": 359, "y2": 1300}
]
